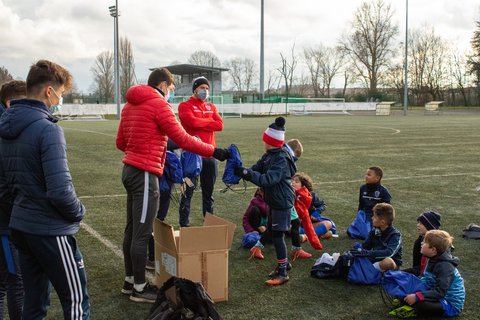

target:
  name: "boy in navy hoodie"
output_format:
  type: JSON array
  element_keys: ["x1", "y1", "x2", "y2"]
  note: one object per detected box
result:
[{"x1": 235, "y1": 117, "x2": 296, "y2": 286}]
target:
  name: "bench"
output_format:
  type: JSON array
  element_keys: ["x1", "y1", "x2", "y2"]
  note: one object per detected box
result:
[
  {"x1": 425, "y1": 101, "x2": 443, "y2": 115},
  {"x1": 375, "y1": 102, "x2": 396, "y2": 116}
]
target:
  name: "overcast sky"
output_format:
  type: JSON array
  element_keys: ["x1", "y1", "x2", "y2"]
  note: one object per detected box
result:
[{"x1": 1, "y1": 0, "x2": 479, "y2": 93}]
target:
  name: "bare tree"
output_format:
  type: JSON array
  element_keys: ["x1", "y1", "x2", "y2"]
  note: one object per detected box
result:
[
  {"x1": 188, "y1": 50, "x2": 221, "y2": 67},
  {"x1": 340, "y1": 0, "x2": 399, "y2": 97},
  {"x1": 303, "y1": 47, "x2": 322, "y2": 97},
  {"x1": 468, "y1": 20, "x2": 480, "y2": 88},
  {"x1": 278, "y1": 43, "x2": 298, "y2": 105},
  {"x1": 119, "y1": 37, "x2": 136, "y2": 100},
  {"x1": 225, "y1": 58, "x2": 243, "y2": 92},
  {"x1": 225, "y1": 58, "x2": 257, "y2": 94},
  {"x1": 448, "y1": 49, "x2": 470, "y2": 106},
  {"x1": 91, "y1": 51, "x2": 114, "y2": 103},
  {"x1": 408, "y1": 25, "x2": 448, "y2": 104},
  {"x1": 0, "y1": 66, "x2": 13, "y2": 86},
  {"x1": 265, "y1": 69, "x2": 281, "y2": 96}
]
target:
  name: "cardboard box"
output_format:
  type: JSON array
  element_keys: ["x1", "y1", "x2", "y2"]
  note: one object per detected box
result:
[{"x1": 153, "y1": 214, "x2": 236, "y2": 302}]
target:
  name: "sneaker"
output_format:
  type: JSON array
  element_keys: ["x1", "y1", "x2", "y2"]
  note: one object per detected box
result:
[
  {"x1": 130, "y1": 283, "x2": 158, "y2": 303},
  {"x1": 145, "y1": 259, "x2": 155, "y2": 271},
  {"x1": 268, "y1": 262, "x2": 292, "y2": 278},
  {"x1": 388, "y1": 305, "x2": 416, "y2": 318},
  {"x1": 391, "y1": 298, "x2": 402, "y2": 308},
  {"x1": 121, "y1": 281, "x2": 133, "y2": 295},
  {"x1": 249, "y1": 246, "x2": 264, "y2": 260},
  {"x1": 291, "y1": 248, "x2": 312, "y2": 261},
  {"x1": 265, "y1": 275, "x2": 289, "y2": 286},
  {"x1": 320, "y1": 231, "x2": 333, "y2": 239}
]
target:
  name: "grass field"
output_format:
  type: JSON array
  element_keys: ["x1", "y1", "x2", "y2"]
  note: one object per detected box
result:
[{"x1": 20, "y1": 111, "x2": 480, "y2": 319}]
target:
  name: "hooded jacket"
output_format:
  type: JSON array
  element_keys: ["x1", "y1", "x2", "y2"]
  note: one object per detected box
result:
[
  {"x1": 247, "y1": 147, "x2": 296, "y2": 210},
  {"x1": 116, "y1": 85, "x2": 214, "y2": 176},
  {"x1": 416, "y1": 251, "x2": 465, "y2": 316},
  {"x1": 362, "y1": 225, "x2": 403, "y2": 266},
  {"x1": 0, "y1": 99, "x2": 85, "y2": 236}
]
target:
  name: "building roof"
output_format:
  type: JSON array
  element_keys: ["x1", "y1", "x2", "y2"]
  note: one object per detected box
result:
[{"x1": 150, "y1": 64, "x2": 229, "y2": 74}]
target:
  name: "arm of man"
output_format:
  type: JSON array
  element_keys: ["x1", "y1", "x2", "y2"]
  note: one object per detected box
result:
[
  {"x1": 42, "y1": 125, "x2": 85, "y2": 222},
  {"x1": 115, "y1": 115, "x2": 126, "y2": 151},
  {"x1": 157, "y1": 103, "x2": 214, "y2": 157},
  {"x1": 178, "y1": 103, "x2": 223, "y2": 131}
]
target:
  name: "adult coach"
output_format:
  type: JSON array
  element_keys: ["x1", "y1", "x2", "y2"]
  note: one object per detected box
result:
[
  {"x1": 0, "y1": 60, "x2": 90, "y2": 319},
  {"x1": 116, "y1": 68, "x2": 229, "y2": 303},
  {"x1": 178, "y1": 76, "x2": 223, "y2": 227}
]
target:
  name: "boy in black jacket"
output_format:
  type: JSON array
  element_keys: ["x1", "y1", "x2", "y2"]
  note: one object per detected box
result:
[{"x1": 235, "y1": 117, "x2": 296, "y2": 286}]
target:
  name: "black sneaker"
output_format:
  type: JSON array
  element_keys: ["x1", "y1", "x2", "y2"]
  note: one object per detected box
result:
[
  {"x1": 145, "y1": 259, "x2": 155, "y2": 271},
  {"x1": 130, "y1": 283, "x2": 158, "y2": 303},
  {"x1": 268, "y1": 262, "x2": 292, "y2": 278},
  {"x1": 121, "y1": 281, "x2": 133, "y2": 295}
]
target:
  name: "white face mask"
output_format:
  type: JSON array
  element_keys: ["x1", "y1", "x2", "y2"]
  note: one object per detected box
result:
[{"x1": 49, "y1": 87, "x2": 63, "y2": 111}]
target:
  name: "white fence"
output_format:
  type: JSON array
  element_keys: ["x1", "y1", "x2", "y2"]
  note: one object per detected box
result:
[{"x1": 58, "y1": 102, "x2": 377, "y2": 117}]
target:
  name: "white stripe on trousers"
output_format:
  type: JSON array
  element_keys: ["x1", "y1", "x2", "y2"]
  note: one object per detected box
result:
[
  {"x1": 56, "y1": 236, "x2": 84, "y2": 319},
  {"x1": 141, "y1": 171, "x2": 149, "y2": 223}
]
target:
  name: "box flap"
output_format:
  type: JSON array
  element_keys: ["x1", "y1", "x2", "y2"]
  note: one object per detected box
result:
[
  {"x1": 178, "y1": 225, "x2": 229, "y2": 253},
  {"x1": 154, "y1": 218, "x2": 177, "y2": 252},
  {"x1": 204, "y1": 214, "x2": 236, "y2": 249}
]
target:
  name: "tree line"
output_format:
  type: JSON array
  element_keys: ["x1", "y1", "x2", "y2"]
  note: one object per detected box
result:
[{"x1": 2, "y1": 0, "x2": 480, "y2": 106}]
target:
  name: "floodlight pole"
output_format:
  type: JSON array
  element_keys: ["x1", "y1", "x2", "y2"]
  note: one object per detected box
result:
[
  {"x1": 403, "y1": 0, "x2": 409, "y2": 116},
  {"x1": 259, "y1": 0, "x2": 265, "y2": 101},
  {"x1": 109, "y1": 0, "x2": 121, "y2": 119}
]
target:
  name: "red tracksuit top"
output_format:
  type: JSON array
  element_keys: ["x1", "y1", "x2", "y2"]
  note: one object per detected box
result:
[{"x1": 178, "y1": 97, "x2": 223, "y2": 150}]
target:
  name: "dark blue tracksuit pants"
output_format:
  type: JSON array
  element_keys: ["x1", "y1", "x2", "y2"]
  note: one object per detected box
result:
[
  {"x1": 0, "y1": 235, "x2": 23, "y2": 320},
  {"x1": 11, "y1": 230, "x2": 90, "y2": 320},
  {"x1": 179, "y1": 158, "x2": 217, "y2": 227}
]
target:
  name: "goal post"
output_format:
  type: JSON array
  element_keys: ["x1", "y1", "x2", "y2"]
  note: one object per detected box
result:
[{"x1": 283, "y1": 97, "x2": 350, "y2": 115}]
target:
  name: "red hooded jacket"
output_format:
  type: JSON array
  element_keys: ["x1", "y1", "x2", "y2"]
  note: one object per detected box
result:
[
  {"x1": 178, "y1": 96, "x2": 223, "y2": 150},
  {"x1": 295, "y1": 186, "x2": 323, "y2": 250},
  {"x1": 116, "y1": 85, "x2": 214, "y2": 176}
]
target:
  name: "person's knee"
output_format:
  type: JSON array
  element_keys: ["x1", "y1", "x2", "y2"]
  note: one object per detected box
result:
[{"x1": 379, "y1": 258, "x2": 397, "y2": 271}]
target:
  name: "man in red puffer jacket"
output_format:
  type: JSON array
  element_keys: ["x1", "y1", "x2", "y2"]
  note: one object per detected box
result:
[{"x1": 116, "y1": 68, "x2": 229, "y2": 303}]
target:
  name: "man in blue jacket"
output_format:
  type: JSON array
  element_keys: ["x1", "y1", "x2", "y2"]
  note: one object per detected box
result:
[{"x1": 0, "y1": 60, "x2": 90, "y2": 319}]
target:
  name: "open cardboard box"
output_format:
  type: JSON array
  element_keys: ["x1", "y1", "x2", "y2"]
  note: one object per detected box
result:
[{"x1": 153, "y1": 214, "x2": 236, "y2": 302}]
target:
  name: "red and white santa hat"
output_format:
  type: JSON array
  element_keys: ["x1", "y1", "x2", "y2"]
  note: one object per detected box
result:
[{"x1": 262, "y1": 117, "x2": 286, "y2": 147}]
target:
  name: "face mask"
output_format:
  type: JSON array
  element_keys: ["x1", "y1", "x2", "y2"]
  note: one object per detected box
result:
[
  {"x1": 196, "y1": 89, "x2": 209, "y2": 101},
  {"x1": 167, "y1": 91, "x2": 175, "y2": 103},
  {"x1": 49, "y1": 87, "x2": 63, "y2": 111}
]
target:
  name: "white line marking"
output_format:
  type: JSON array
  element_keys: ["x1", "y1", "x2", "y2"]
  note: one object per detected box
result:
[
  {"x1": 80, "y1": 222, "x2": 123, "y2": 258},
  {"x1": 372, "y1": 126, "x2": 401, "y2": 134},
  {"x1": 63, "y1": 127, "x2": 116, "y2": 138},
  {"x1": 78, "y1": 172, "x2": 477, "y2": 198}
]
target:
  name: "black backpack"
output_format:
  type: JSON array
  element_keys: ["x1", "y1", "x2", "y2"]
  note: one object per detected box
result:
[
  {"x1": 146, "y1": 277, "x2": 222, "y2": 320},
  {"x1": 463, "y1": 223, "x2": 480, "y2": 239}
]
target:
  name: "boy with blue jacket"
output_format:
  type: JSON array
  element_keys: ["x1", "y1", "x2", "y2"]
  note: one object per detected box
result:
[
  {"x1": 390, "y1": 230, "x2": 465, "y2": 318},
  {"x1": 235, "y1": 117, "x2": 296, "y2": 286}
]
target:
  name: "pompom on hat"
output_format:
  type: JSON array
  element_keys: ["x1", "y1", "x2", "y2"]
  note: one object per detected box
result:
[
  {"x1": 262, "y1": 117, "x2": 286, "y2": 148},
  {"x1": 417, "y1": 211, "x2": 441, "y2": 231}
]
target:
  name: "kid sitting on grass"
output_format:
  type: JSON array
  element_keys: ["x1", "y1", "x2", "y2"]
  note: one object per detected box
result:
[
  {"x1": 403, "y1": 211, "x2": 441, "y2": 276},
  {"x1": 242, "y1": 187, "x2": 268, "y2": 235},
  {"x1": 390, "y1": 230, "x2": 465, "y2": 318},
  {"x1": 235, "y1": 117, "x2": 297, "y2": 286},
  {"x1": 292, "y1": 172, "x2": 324, "y2": 250},
  {"x1": 348, "y1": 166, "x2": 391, "y2": 239},
  {"x1": 350, "y1": 203, "x2": 402, "y2": 272}
]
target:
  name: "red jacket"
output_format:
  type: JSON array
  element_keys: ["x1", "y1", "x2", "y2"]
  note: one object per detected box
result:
[
  {"x1": 116, "y1": 85, "x2": 214, "y2": 176},
  {"x1": 178, "y1": 97, "x2": 223, "y2": 150},
  {"x1": 295, "y1": 187, "x2": 323, "y2": 250}
]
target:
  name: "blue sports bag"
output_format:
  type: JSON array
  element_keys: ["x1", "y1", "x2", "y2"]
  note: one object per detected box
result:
[
  {"x1": 159, "y1": 151, "x2": 183, "y2": 192},
  {"x1": 181, "y1": 150, "x2": 202, "y2": 179},
  {"x1": 347, "y1": 210, "x2": 371, "y2": 240},
  {"x1": 222, "y1": 144, "x2": 243, "y2": 185},
  {"x1": 347, "y1": 257, "x2": 381, "y2": 285},
  {"x1": 382, "y1": 270, "x2": 426, "y2": 298}
]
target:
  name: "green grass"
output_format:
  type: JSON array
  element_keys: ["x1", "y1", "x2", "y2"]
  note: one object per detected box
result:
[{"x1": 28, "y1": 113, "x2": 480, "y2": 319}]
